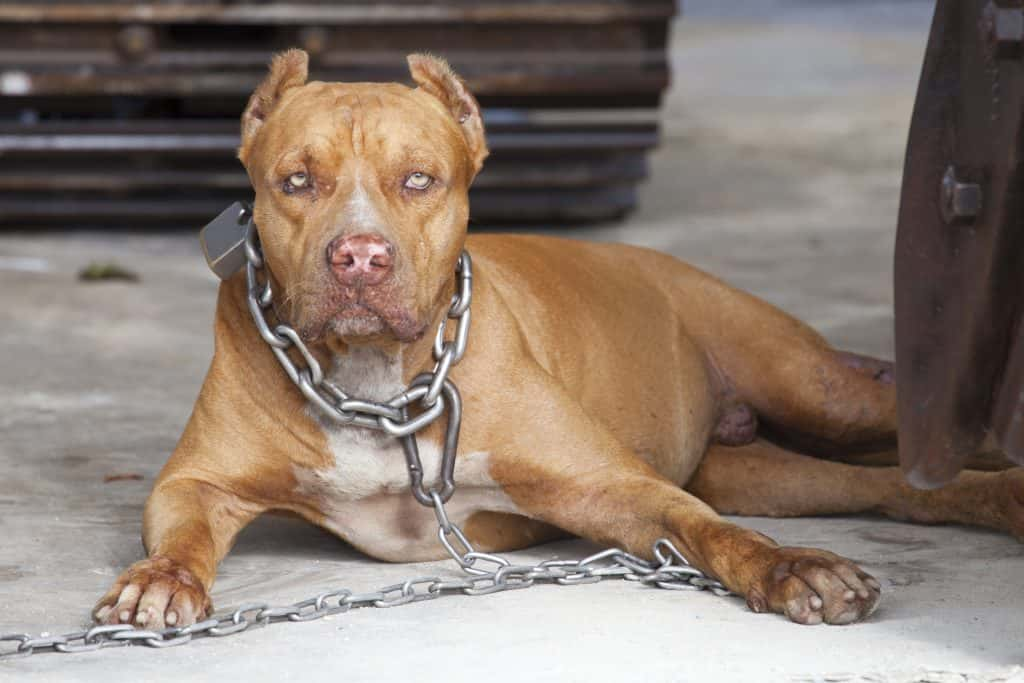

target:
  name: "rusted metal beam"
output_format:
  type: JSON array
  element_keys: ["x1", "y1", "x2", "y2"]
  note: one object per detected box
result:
[
  {"x1": 0, "y1": 114, "x2": 656, "y2": 224},
  {"x1": 0, "y1": 70, "x2": 670, "y2": 98},
  {"x1": 0, "y1": 157, "x2": 647, "y2": 192},
  {"x1": 0, "y1": 186, "x2": 641, "y2": 225},
  {"x1": 894, "y1": 0, "x2": 1024, "y2": 487},
  {"x1": 0, "y1": 2, "x2": 676, "y2": 25},
  {"x1": 0, "y1": 0, "x2": 675, "y2": 224},
  {"x1": 0, "y1": 126, "x2": 659, "y2": 153}
]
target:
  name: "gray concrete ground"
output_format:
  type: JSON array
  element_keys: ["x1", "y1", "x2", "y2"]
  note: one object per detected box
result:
[{"x1": 2, "y1": 1, "x2": 1024, "y2": 681}]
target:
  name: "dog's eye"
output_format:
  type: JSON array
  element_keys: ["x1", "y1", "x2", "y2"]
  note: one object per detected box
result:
[
  {"x1": 404, "y1": 172, "x2": 433, "y2": 191},
  {"x1": 284, "y1": 172, "x2": 310, "y2": 193}
]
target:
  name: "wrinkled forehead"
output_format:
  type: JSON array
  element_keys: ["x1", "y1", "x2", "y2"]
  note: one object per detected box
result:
[{"x1": 254, "y1": 81, "x2": 467, "y2": 174}]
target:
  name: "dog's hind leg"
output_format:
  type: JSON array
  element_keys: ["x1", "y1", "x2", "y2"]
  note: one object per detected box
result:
[
  {"x1": 669, "y1": 269, "x2": 1017, "y2": 471},
  {"x1": 686, "y1": 440, "x2": 1024, "y2": 540},
  {"x1": 670, "y1": 269, "x2": 899, "y2": 450},
  {"x1": 727, "y1": 337, "x2": 899, "y2": 450},
  {"x1": 754, "y1": 350, "x2": 1019, "y2": 471}
]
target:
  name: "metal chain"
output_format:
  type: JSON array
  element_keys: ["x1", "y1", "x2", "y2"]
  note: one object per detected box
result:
[
  {"x1": 0, "y1": 208, "x2": 730, "y2": 661},
  {"x1": 242, "y1": 209, "x2": 468, "y2": 504},
  {"x1": 0, "y1": 539, "x2": 729, "y2": 659}
]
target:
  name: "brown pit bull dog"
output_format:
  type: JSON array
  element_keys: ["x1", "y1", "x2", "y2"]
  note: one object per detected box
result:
[{"x1": 94, "y1": 50, "x2": 1024, "y2": 628}]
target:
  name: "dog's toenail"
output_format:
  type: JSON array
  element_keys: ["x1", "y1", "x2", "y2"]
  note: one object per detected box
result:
[
  {"x1": 843, "y1": 590, "x2": 856, "y2": 601},
  {"x1": 119, "y1": 609, "x2": 131, "y2": 622},
  {"x1": 865, "y1": 577, "x2": 881, "y2": 590},
  {"x1": 95, "y1": 606, "x2": 111, "y2": 621},
  {"x1": 166, "y1": 611, "x2": 178, "y2": 625},
  {"x1": 809, "y1": 596, "x2": 823, "y2": 610},
  {"x1": 832, "y1": 610, "x2": 858, "y2": 625}
]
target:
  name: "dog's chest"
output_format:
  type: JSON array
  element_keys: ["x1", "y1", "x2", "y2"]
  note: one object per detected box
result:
[{"x1": 292, "y1": 348, "x2": 513, "y2": 560}]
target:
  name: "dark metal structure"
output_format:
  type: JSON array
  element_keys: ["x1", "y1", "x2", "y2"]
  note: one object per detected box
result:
[
  {"x1": 894, "y1": 0, "x2": 1024, "y2": 487},
  {"x1": 0, "y1": 1, "x2": 676, "y2": 225}
]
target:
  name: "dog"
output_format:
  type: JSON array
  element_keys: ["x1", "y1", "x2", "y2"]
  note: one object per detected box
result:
[{"x1": 94, "y1": 50, "x2": 1024, "y2": 628}]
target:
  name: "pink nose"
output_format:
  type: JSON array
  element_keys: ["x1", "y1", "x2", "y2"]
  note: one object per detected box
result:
[{"x1": 327, "y1": 234, "x2": 394, "y2": 285}]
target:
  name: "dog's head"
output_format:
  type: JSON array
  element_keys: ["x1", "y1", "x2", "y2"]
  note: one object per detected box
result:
[{"x1": 238, "y1": 49, "x2": 487, "y2": 346}]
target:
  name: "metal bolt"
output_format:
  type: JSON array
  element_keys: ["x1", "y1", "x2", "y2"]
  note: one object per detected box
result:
[
  {"x1": 983, "y1": 1, "x2": 1024, "y2": 60},
  {"x1": 940, "y1": 166, "x2": 983, "y2": 224}
]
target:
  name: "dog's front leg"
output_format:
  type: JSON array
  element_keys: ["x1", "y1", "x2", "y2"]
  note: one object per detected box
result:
[
  {"x1": 93, "y1": 477, "x2": 262, "y2": 628},
  {"x1": 487, "y1": 364, "x2": 881, "y2": 625}
]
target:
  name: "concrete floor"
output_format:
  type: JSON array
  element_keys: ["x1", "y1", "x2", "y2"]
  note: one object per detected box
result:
[{"x1": 3, "y1": 1, "x2": 1024, "y2": 681}]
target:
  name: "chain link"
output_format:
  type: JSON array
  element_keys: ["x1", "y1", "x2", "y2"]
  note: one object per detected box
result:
[{"x1": 0, "y1": 205, "x2": 730, "y2": 662}]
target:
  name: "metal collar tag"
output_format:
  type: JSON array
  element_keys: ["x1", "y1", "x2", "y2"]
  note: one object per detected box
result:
[{"x1": 200, "y1": 201, "x2": 251, "y2": 280}]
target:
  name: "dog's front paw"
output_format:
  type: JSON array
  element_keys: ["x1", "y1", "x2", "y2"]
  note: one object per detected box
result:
[
  {"x1": 93, "y1": 556, "x2": 211, "y2": 629},
  {"x1": 746, "y1": 547, "x2": 880, "y2": 625}
]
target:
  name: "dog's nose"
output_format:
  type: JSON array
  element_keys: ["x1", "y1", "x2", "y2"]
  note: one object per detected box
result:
[{"x1": 326, "y1": 234, "x2": 394, "y2": 285}]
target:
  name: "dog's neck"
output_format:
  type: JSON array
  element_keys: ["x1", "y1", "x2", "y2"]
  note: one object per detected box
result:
[
  {"x1": 320, "y1": 278, "x2": 456, "y2": 400},
  {"x1": 323, "y1": 345, "x2": 405, "y2": 403}
]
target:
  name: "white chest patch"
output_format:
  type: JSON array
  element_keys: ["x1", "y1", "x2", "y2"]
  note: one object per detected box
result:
[{"x1": 293, "y1": 347, "x2": 519, "y2": 561}]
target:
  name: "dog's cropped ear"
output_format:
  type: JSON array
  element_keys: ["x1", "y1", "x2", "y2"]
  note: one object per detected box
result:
[
  {"x1": 239, "y1": 49, "x2": 309, "y2": 165},
  {"x1": 407, "y1": 54, "x2": 489, "y2": 177}
]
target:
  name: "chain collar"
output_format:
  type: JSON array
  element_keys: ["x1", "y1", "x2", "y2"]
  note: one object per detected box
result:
[{"x1": 241, "y1": 209, "x2": 471, "y2": 505}]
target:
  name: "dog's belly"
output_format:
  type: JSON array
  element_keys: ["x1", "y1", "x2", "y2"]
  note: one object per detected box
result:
[{"x1": 292, "y1": 427, "x2": 517, "y2": 561}]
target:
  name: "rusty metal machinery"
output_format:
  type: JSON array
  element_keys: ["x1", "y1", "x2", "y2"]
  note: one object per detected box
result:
[
  {"x1": 895, "y1": 0, "x2": 1024, "y2": 487},
  {"x1": 0, "y1": 1, "x2": 676, "y2": 225}
]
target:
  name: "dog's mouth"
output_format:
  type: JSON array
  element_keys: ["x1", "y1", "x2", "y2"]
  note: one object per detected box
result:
[
  {"x1": 296, "y1": 285, "x2": 427, "y2": 345},
  {"x1": 330, "y1": 302, "x2": 392, "y2": 338}
]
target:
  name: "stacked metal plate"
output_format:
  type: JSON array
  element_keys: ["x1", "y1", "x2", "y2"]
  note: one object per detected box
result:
[{"x1": 0, "y1": 1, "x2": 675, "y2": 226}]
